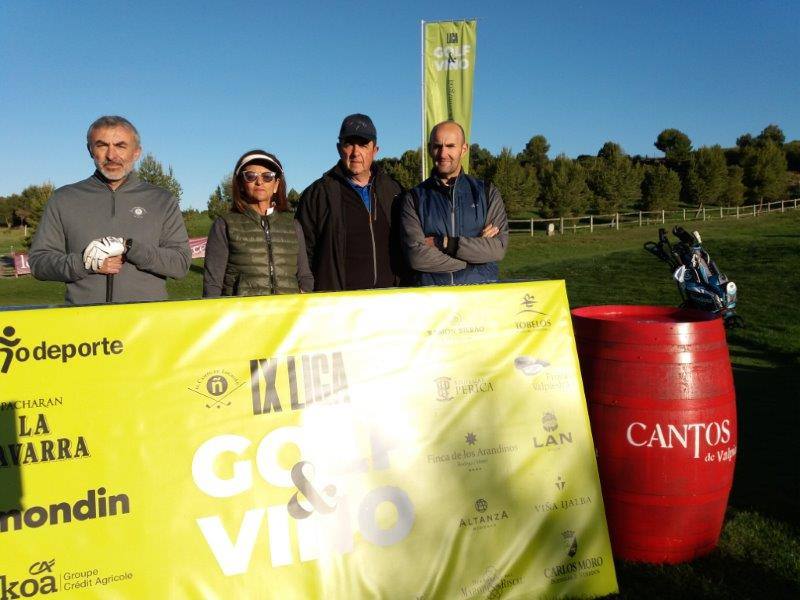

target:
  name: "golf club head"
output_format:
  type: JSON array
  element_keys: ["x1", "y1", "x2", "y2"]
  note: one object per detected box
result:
[
  {"x1": 673, "y1": 265, "x2": 687, "y2": 283},
  {"x1": 672, "y1": 226, "x2": 697, "y2": 245}
]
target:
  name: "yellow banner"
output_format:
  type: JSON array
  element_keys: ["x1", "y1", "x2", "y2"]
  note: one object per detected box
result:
[
  {"x1": 0, "y1": 282, "x2": 617, "y2": 598},
  {"x1": 423, "y1": 19, "x2": 477, "y2": 175}
]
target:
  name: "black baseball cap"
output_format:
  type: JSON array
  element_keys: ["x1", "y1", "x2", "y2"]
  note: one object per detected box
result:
[{"x1": 338, "y1": 113, "x2": 377, "y2": 142}]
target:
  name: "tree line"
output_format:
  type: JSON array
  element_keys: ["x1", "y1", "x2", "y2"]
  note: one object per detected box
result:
[
  {"x1": 377, "y1": 124, "x2": 800, "y2": 218},
  {"x1": 203, "y1": 123, "x2": 797, "y2": 222},
  {"x1": 2, "y1": 126, "x2": 798, "y2": 244}
]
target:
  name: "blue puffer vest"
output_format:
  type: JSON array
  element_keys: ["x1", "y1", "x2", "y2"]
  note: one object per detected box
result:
[{"x1": 414, "y1": 174, "x2": 499, "y2": 285}]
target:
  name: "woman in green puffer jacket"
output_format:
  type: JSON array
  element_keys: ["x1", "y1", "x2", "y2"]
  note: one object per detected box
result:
[{"x1": 203, "y1": 150, "x2": 313, "y2": 297}]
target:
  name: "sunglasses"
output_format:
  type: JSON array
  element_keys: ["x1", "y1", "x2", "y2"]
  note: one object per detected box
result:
[{"x1": 242, "y1": 171, "x2": 278, "y2": 184}]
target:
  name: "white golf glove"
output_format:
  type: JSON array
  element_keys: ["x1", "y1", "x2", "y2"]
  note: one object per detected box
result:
[{"x1": 83, "y1": 236, "x2": 126, "y2": 272}]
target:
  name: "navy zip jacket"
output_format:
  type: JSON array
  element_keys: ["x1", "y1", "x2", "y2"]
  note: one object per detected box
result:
[
  {"x1": 400, "y1": 173, "x2": 508, "y2": 286},
  {"x1": 295, "y1": 162, "x2": 405, "y2": 291}
]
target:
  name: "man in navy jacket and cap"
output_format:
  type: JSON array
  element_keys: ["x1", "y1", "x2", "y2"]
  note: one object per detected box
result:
[{"x1": 295, "y1": 114, "x2": 405, "y2": 291}]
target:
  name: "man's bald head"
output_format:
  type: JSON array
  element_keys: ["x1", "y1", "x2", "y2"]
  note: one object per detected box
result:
[
  {"x1": 429, "y1": 120, "x2": 466, "y2": 146},
  {"x1": 428, "y1": 120, "x2": 468, "y2": 179}
]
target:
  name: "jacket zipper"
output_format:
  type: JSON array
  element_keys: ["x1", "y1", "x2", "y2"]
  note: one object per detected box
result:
[
  {"x1": 449, "y1": 180, "x2": 457, "y2": 285},
  {"x1": 368, "y1": 186, "x2": 377, "y2": 286},
  {"x1": 263, "y1": 216, "x2": 276, "y2": 293},
  {"x1": 109, "y1": 190, "x2": 117, "y2": 301}
]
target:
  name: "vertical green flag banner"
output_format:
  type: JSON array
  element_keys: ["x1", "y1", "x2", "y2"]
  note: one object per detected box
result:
[{"x1": 423, "y1": 19, "x2": 477, "y2": 175}]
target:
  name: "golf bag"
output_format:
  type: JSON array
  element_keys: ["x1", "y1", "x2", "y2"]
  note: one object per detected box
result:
[{"x1": 644, "y1": 226, "x2": 743, "y2": 328}]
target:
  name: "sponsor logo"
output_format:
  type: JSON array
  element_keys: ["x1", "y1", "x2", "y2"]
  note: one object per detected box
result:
[
  {"x1": 0, "y1": 326, "x2": 124, "y2": 375},
  {"x1": 0, "y1": 398, "x2": 63, "y2": 412},
  {"x1": 514, "y1": 355, "x2": 573, "y2": 393},
  {"x1": 129, "y1": 206, "x2": 147, "y2": 218},
  {"x1": 626, "y1": 419, "x2": 734, "y2": 459},
  {"x1": 513, "y1": 295, "x2": 552, "y2": 332},
  {"x1": 544, "y1": 530, "x2": 605, "y2": 583},
  {"x1": 0, "y1": 561, "x2": 57, "y2": 599},
  {"x1": 543, "y1": 412, "x2": 558, "y2": 432},
  {"x1": 533, "y1": 496, "x2": 592, "y2": 513},
  {"x1": 433, "y1": 375, "x2": 495, "y2": 402},
  {"x1": 517, "y1": 293, "x2": 547, "y2": 316},
  {"x1": 207, "y1": 376, "x2": 228, "y2": 397},
  {"x1": 459, "y1": 499, "x2": 510, "y2": 531},
  {"x1": 249, "y1": 352, "x2": 350, "y2": 416},
  {"x1": 530, "y1": 371, "x2": 572, "y2": 393},
  {"x1": 188, "y1": 369, "x2": 245, "y2": 409},
  {"x1": 446, "y1": 32, "x2": 458, "y2": 44},
  {"x1": 534, "y1": 490, "x2": 593, "y2": 515},
  {"x1": 2, "y1": 561, "x2": 130, "y2": 596},
  {"x1": 514, "y1": 318, "x2": 552, "y2": 331},
  {"x1": 0, "y1": 327, "x2": 20, "y2": 371},
  {"x1": 61, "y1": 568, "x2": 134, "y2": 592},
  {"x1": 559, "y1": 496, "x2": 592, "y2": 510},
  {"x1": 426, "y1": 313, "x2": 485, "y2": 337},
  {"x1": 0, "y1": 412, "x2": 89, "y2": 468},
  {"x1": 27, "y1": 562, "x2": 54, "y2": 576},
  {"x1": 516, "y1": 358, "x2": 575, "y2": 394},
  {"x1": 533, "y1": 412, "x2": 574, "y2": 450},
  {"x1": 544, "y1": 556, "x2": 604, "y2": 583},
  {"x1": 427, "y1": 436, "x2": 518, "y2": 473},
  {"x1": 556, "y1": 475, "x2": 566, "y2": 490},
  {"x1": 534, "y1": 501, "x2": 558, "y2": 513},
  {"x1": 514, "y1": 355, "x2": 549, "y2": 377},
  {"x1": 0, "y1": 488, "x2": 130, "y2": 534},
  {"x1": 562, "y1": 529, "x2": 578, "y2": 557},
  {"x1": 459, "y1": 566, "x2": 523, "y2": 599},
  {"x1": 435, "y1": 377, "x2": 454, "y2": 402}
]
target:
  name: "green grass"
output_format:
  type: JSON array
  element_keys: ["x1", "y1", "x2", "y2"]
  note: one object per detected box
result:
[
  {"x1": 610, "y1": 510, "x2": 800, "y2": 598},
  {"x1": 0, "y1": 226, "x2": 26, "y2": 256},
  {"x1": 183, "y1": 211, "x2": 213, "y2": 237},
  {"x1": 2, "y1": 210, "x2": 799, "y2": 597},
  {"x1": 502, "y1": 211, "x2": 800, "y2": 360}
]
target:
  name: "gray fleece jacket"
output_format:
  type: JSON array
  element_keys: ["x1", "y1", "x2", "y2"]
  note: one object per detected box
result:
[{"x1": 29, "y1": 172, "x2": 191, "y2": 305}]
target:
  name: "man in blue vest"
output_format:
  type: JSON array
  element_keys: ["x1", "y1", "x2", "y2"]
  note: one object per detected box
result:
[{"x1": 400, "y1": 120, "x2": 508, "y2": 286}]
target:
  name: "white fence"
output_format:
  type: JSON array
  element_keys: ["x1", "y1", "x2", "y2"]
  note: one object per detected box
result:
[{"x1": 509, "y1": 198, "x2": 800, "y2": 236}]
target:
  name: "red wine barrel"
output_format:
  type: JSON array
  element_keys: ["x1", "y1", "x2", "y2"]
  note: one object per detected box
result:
[{"x1": 571, "y1": 305, "x2": 737, "y2": 563}]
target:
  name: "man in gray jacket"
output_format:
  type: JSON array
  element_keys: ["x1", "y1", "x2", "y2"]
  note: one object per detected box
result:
[{"x1": 29, "y1": 115, "x2": 190, "y2": 304}]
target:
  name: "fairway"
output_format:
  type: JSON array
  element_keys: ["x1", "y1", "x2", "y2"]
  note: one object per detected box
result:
[{"x1": 1, "y1": 210, "x2": 798, "y2": 597}]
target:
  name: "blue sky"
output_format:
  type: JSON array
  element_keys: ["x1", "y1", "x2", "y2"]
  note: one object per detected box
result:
[{"x1": 1, "y1": 1, "x2": 797, "y2": 210}]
